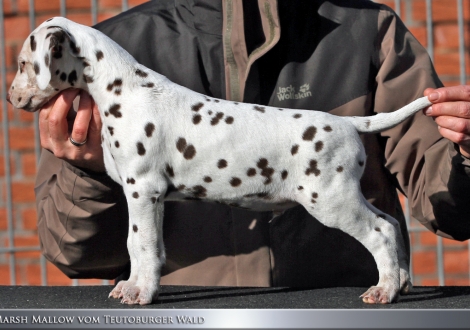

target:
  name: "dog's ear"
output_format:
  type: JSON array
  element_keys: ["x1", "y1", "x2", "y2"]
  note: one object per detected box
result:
[
  {"x1": 30, "y1": 32, "x2": 51, "y2": 90},
  {"x1": 32, "y1": 26, "x2": 79, "y2": 90}
]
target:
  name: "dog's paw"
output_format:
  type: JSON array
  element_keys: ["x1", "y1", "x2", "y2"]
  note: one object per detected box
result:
[
  {"x1": 119, "y1": 284, "x2": 157, "y2": 305},
  {"x1": 360, "y1": 286, "x2": 397, "y2": 304},
  {"x1": 399, "y1": 269, "x2": 413, "y2": 295},
  {"x1": 108, "y1": 280, "x2": 126, "y2": 299}
]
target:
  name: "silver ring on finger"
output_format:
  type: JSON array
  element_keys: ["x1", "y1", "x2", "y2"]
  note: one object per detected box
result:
[{"x1": 69, "y1": 136, "x2": 87, "y2": 147}]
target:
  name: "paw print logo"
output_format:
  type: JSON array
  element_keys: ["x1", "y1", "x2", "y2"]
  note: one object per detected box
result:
[{"x1": 299, "y1": 84, "x2": 310, "y2": 94}]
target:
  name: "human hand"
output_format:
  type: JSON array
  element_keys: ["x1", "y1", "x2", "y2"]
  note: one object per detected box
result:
[
  {"x1": 424, "y1": 86, "x2": 470, "y2": 158},
  {"x1": 39, "y1": 89, "x2": 105, "y2": 172}
]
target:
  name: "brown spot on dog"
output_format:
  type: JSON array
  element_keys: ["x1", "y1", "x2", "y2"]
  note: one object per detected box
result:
[
  {"x1": 211, "y1": 112, "x2": 224, "y2": 125},
  {"x1": 176, "y1": 138, "x2": 187, "y2": 153},
  {"x1": 34, "y1": 62, "x2": 40, "y2": 75},
  {"x1": 214, "y1": 100, "x2": 220, "y2": 103},
  {"x1": 359, "y1": 161, "x2": 364, "y2": 166},
  {"x1": 151, "y1": 197, "x2": 158, "y2": 204},
  {"x1": 137, "y1": 142, "x2": 146, "y2": 155},
  {"x1": 30, "y1": 35, "x2": 36, "y2": 52},
  {"x1": 83, "y1": 73, "x2": 94, "y2": 83},
  {"x1": 145, "y1": 123, "x2": 155, "y2": 137},
  {"x1": 323, "y1": 125, "x2": 333, "y2": 132},
  {"x1": 281, "y1": 170, "x2": 288, "y2": 180},
  {"x1": 336, "y1": 166, "x2": 344, "y2": 172},
  {"x1": 68, "y1": 70, "x2": 77, "y2": 86},
  {"x1": 203, "y1": 176, "x2": 212, "y2": 183},
  {"x1": 254, "y1": 106, "x2": 265, "y2": 113},
  {"x1": 60, "y1": 72, "x2": 66, "y2": 82},
  {"x1": 291, "y1": 145, "x2": 299, "y2": 155},
  {"x1": 225, "y1": 116, "x2": 234, "y2": 124},
  {"x1": 261, "y1": 167, "x2": 274, "y2": 184},
  {"x1": 45, "y1": 54, "x2": 50, "y2": 67},
  {"x1": 293, "y1": 114, "x2": 302, "y2": 119},
  {"x1": 166, "y1": 164, "x2": 175, "y2": 177},
  {"x1": 177, "y1": 184, "x2": 186, "y2": 190},
  {"x1": 193, "y1": 114, "x2": 202, "y2": 124},
  {"x1": 230, "y1": 177, "x2": 242, "y2": 187},
  {"x1": 183, "y1": 145, "x2": 196, "y2": 160},
  {"x1": 247, "y1": 168, "x2": 256, "y2": 176},
  {"x1": 96, "y1": 50, "x2": 104, "y2": 61},
  {"x1": 114, "y1": 89, "x2": 121, "y2": 96},
  {"x1": 109, "y1": 104, "x2": 122, "y2": 118},
  {"x1": 107, "y1": 126, "x2": 114, "y2": 136},
  {"x1": 218, "y1": 159, "x2": 228, "y2": 168},
  {"x1": 69, "y1": 40, "x2": 80, "y2": 55},
  {"x1": 257, "y1": 158, "x2": 268, "y2": 169},
  {"x1": 191, "y1": 102, "x2": 204, "y2": 112},
  {"x1": 302, "y1": 126, "x2": 317, "y2": 141},
  {"x1": 315, "y1": 141, "x2": 324, "y2": 152},
  {"x1": 133, "y1": 225, "x2": 138, "y2": 232},
  {"x1": 143, "y1": 82, "x2": 154, "y2": 88},
  {"x1": 312, "y1": 192, "x2": 318, "y2": 199},
  {"x1": 115, "y1": 141, "x2": 120, "y2": 148},
  {"x1": 192, "y1": 185, "x2": 207, "y2": 197},
  {"x1": 374, "y1": 227, "x2": 381, "y2": 232},
  {"x1": 306, "y1": 159, "x2": 321, "y2": 176},
  {"x1": 135, "y1": 69, "x2": 148, "y2": 77},
  {"x1": 126, "y1": 178, "x2": 135, "y2": 184},
  {"x1": 104, "y1": 111, "x2": 109, "y2": 117},
  {"x1": 298, "y1": 186, "x2": 304, "y2": 190},
  {"x1": 132, "y1": 192, "x2": 139, "y2": 199},
  {"x1": 365, "y1": 120, "x2": 371, "y2": 128}
]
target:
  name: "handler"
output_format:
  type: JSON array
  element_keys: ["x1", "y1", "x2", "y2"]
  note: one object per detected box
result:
[{"x1": 35, "y1": 0, "x2": 470, "y2": 287}]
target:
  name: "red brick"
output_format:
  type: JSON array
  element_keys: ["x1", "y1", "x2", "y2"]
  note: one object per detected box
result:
[
  {"x1": 412, "y1": 251, "x2": 437, "y2": 275},
  {"x1": 22, "y1": 152, "x2": 37, "y2": 176},
  {"x1": 0, "y1": 265, "x2": 11, "y2": 285},
  {"x1": 19, "y1": 110, "x2": 36, "y2": 123},
  {"x1": 445, "y1": 277, "x2": 470, "y2": 286},
  {"x1": 22, "y1": 208, "x2": 38, "y2": 230},
  {"x1": 444, "y1": 250, "x2": 469, "y2": 274},
  {"x1": 17, "y1": 0, "x2": 60, "y2": 12},
  {"x1": 3, "y1": 0, "x2": 15, "y2": 15},
  {"x1": 0, "y1": 154, "x2": 17, "y2": 176},
  {"x1": 129, "y1": 0, "x2": 148, "y2": 7},
  {"x1": 47, "y1": 263, "x2": 72, "y2": 286},
  {"x1": 0, "y1": 208, "x2": 7, "y2": 230},
  {"x1": 413, "y1": 0, "x2": 470, "y2": 23},
  {"x1": 4, "y1": 16, "x2": 31, "y2": 41},
  {"x1": 4, "y1": 236, "x2": 41, "y2": 259},
  {"x1": 0, "y1": 127, "x2": 36, "y2": 151},
  {"x1": 420, "y1": 231, "x2": 438, "y2": 246},
  {"x1": 434, "y1": 23, "x2": 470, "y2": 50},
  {"x1": 11, "y1": 181, "x2": 36, "y2": 203},
  {"x1": 100, "y1": 0, "x2": 122, "y2": 9},
  {"x1": 65, "y1": 0, "x2": 92, "y2": 10},
  {"x1": 409, "y1": 26, "x2": 428, "y2": 48},
  {"x1": 421, "y1": 278, "x2": 440, "y2": 286},
  {"x1": 434, "y1": 52, "x2": 470, "y2": 76},
  {"x1": 25, "y1": 264, "x2": 42, "y2": 285}
]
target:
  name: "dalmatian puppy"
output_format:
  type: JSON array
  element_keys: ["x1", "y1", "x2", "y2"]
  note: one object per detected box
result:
[{"x1": 7, "y1": 17, "x2": 432, "y2": 305}]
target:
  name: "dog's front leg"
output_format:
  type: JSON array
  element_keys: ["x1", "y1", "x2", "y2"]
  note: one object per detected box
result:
[{"x1": 109, "y1": 187, "x2": 166, "y2": 305}]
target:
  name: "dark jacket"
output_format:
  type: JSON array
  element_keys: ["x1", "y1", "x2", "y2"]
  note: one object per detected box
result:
[{"x1": 35, "y1": 0, "x2": 470, "y2": 287}]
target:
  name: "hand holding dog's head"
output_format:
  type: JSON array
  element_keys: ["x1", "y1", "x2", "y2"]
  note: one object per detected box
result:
[{"x1": 8, "y1": 18, "x2": 89, "y2": 112}]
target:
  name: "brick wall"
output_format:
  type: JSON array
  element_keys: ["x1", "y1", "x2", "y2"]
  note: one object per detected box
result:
[{"x1": 0, "y1": 0, "x2": 469, "y2": 286}]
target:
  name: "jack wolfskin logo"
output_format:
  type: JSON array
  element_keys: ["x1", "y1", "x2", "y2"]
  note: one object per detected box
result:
[{"x1": 277, "y1": 84, "x2": 312, "y2": 101}]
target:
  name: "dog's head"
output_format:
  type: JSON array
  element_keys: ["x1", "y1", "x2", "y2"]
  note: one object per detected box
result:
[{"x1": 7, "y1": 18, "x2": 90, "y2": 112}]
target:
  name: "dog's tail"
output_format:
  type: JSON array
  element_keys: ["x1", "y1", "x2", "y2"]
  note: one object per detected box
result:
[{"x1": 345, "y1": 96, "x2": 432, "y2": 134}]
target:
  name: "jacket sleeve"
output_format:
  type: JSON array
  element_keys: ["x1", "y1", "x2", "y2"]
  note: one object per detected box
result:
[
  {"x1": 35, "y1": 149, "x2": 130, "y2": 278},
  {"x1": 376, "y1": 8, "x2": 470, "y2": 241}
]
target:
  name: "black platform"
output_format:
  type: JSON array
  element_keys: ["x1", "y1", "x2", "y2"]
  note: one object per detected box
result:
[{"x1": 2, "y1": 285, "x2": 470, "y2": 309}]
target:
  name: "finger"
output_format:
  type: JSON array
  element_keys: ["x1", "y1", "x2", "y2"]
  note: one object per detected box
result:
[
  {"x1": 48, "y1": 89, "x2": 80, "y2": 144},
  {"x1": 70, "y1": 91, "x2": 93, "y2": 144},
  {"x1": 89, "y1": 98, "x2": 102, "y2": 140},
  {"x1": 425, "y1": 101, "x2": 470, "y2": 119},
  {"x1": 435, "y1": 115, "x2": 470, "y2": 134},
  {"x1": 437, "y1": 125, "x2": 470, "y2": 147},
  {"x1": 425, "y1": 85, "x2": 470, "y2": 104},
  {"x1": 38, "y1": 93, "x2": 62, "y2": 150}
]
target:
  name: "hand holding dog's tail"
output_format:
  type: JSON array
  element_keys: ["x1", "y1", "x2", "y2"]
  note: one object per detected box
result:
[{"x1": 347, "y1": 96, "x2": 432, "y2": 134}]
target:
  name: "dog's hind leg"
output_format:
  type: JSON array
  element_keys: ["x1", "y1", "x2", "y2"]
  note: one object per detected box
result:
[
  {"x1": 109, "y1": 183, "x2": 166, "y2": 305},
  {"x1": 362, "y1": 197, "x2": 412, "y2": 295},
  {"x1": 297, "y1": 179, "x2": 401, "y2": 304}
]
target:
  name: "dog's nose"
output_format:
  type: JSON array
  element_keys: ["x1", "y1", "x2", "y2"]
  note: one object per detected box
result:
[{"x1": 6, "y1": 91, "x2": 12, "y2": 104}]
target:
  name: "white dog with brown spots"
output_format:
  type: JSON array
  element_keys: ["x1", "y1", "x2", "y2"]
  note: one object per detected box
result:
[{"x1": 7, "y1": 17, "x2": 432, "y2": 305}]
